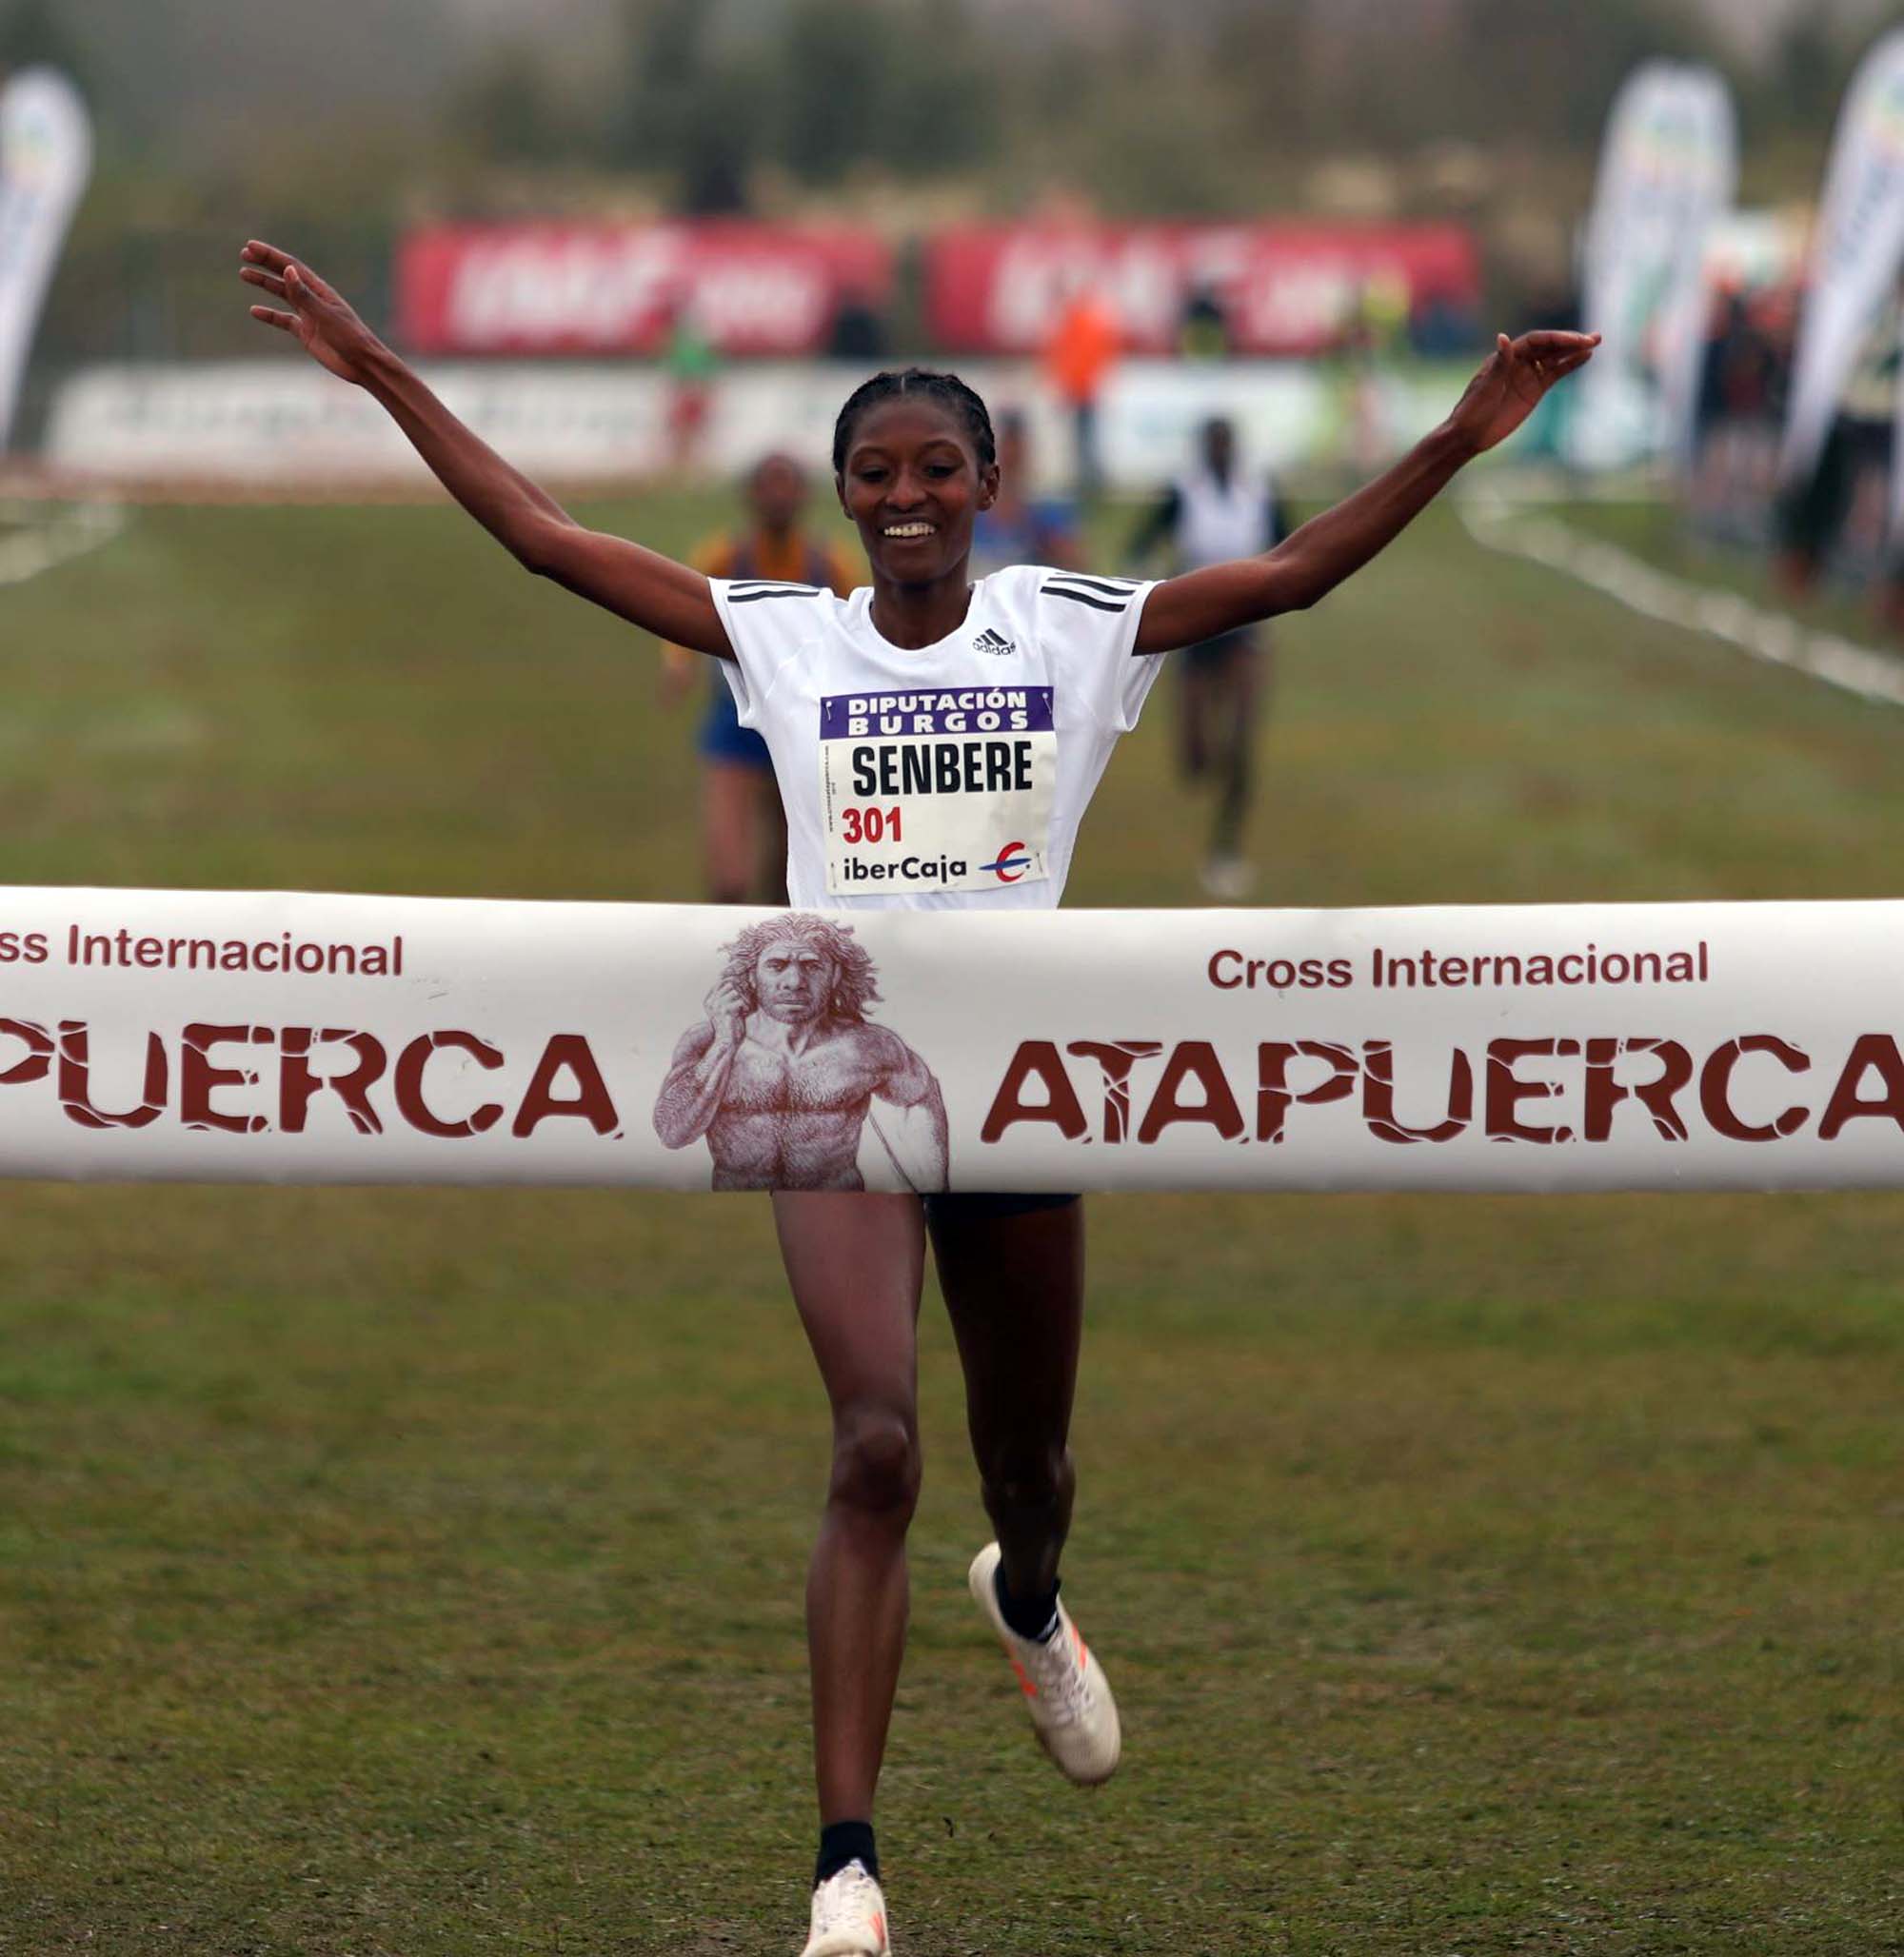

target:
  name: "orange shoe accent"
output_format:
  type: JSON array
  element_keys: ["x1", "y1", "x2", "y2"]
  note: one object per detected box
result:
[{"x1": 1008, "y1": 1652, "x2": 1040, "y2": 1696}]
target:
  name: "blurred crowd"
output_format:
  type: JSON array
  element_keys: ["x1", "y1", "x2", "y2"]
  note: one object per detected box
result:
[
  {"x1": 1686, "y1": 280, "x2": 1799, "y2": 553},
  {"x1": 1687, "y1": 272, "x2": 1904, "y2": 613}
]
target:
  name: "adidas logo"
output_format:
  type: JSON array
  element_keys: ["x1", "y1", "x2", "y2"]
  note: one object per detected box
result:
[{"x1": 973, "y1": 628, "x2": 1016, "y2": 657}]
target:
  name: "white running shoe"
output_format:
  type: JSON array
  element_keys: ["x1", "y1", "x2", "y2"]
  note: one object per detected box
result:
[
  {"x1": 801, "y1": 1859, "x2": 890, "y2": 1957},
  {"x1": 1200, "y1": 853, "x2": 1256, "y2": 900},
  {"x1": 967, "y1": 1542, "x2": 1121, "y2": 1786}
]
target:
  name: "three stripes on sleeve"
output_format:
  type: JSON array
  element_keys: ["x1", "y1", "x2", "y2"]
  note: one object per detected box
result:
[{"x1": 1040, "y1": 574, "x2": 1141, "y2": 614}]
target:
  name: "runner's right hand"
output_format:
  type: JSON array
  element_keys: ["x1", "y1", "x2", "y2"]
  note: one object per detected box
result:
[
  {"x1": 705, "y1": 979, "x2": 749, "y2": 1049},
  {"x1": 240, "y1": 241, "x2": 385, "y2": 386}
]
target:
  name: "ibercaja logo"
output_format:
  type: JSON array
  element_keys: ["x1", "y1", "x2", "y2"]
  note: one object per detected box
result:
[{"x1": 982, "y1": 841, "x2": 1032, "y2": 883}]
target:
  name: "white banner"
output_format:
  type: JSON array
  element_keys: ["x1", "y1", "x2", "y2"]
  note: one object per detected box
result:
[
  {"x1": 0, "y1": 67, "x2": 91, "y2": 451},
  {"x1": 1781, "y1": 29, "x2": 1904, "y2": 491},
  {"x1": 42, "y1": 359, "x2": 1473, "y2": 493},
  {"x1": 1656, "y1": 70, "x2": 1738, "y2": 465},
  {"x1": 1569, "y1": 62, "x2": 1736, "y2": 471},
  {"x1": 3, "y1": 888, "x2": 1904, "y2": 1194}
]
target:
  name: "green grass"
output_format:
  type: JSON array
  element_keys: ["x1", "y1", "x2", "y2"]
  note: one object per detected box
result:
[
  {"x1": 1557, "y1": 495, "x2": 1903, "y2": 669},
  {"x1": 0, "y1": 493, "x2": 1900, "y2": 1953}
]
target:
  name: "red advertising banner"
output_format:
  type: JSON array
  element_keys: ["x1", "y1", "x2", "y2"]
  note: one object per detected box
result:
[
  {"x1": 396, "y1": 223, "x2": 895, "y2": 357},
  {"x1": 924, "y1": 223, "x2": 1482, "y2": 356}
]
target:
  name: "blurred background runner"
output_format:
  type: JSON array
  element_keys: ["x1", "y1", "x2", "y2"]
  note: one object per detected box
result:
[
  {"x1": 1128, "y1": 415, "x2": 1294, "y2": 899},
  {"x1": 662, "y1": 453, "x2": 858, "y2": 903},
  {"x1": 969, "y1": 410, "x2": 1082, "y2": 577}
]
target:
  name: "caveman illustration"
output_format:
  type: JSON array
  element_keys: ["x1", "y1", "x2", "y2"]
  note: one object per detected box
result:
[{"x1": 653, "y1": 914, "x2": 949, "y2": 1192}]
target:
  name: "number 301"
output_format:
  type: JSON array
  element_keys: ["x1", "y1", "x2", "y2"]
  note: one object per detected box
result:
[{"x1": 841, "y1": 805, "x2": 902, "y2": 843}]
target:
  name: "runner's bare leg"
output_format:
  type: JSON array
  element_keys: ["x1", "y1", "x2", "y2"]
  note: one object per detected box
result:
[
  {"x1": 757, "y1": 773, "x2": 790, "y2": 907},
  {"x1": 1179, "y1": 660, "x2": 1214, "y2": 782},
  {"x1": 703, "y1": 761, "x2": 763, "y2": 905},
  {"x1": 774, "y1": 1190, "x2": 926, "y2": 1824},
  {"x1": 930, "y1": 1199, "x2": 1086, "y2": 1605},
  {"x1": 1211, "y1": 642, "x2": 1263, "y2": 862}
]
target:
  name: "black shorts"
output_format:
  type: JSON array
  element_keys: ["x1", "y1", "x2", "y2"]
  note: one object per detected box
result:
[
  {"x1": 922, "y1": 1191, "x2": 1081, "y2": 1225},
  {"x1": 1181, "y1": 628, "x2": 1259, "y2": 673}
]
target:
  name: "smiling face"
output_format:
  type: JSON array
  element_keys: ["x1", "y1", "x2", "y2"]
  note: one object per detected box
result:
[
  {"x1": 836, "y1": 396, "x2": 1000, "y2": 585},
  {"x1": 753, "y1": 939, "x2": 837, "y2": 1025}
]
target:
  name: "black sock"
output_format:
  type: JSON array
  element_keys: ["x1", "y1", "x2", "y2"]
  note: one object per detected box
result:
[
  {"x1": 816, "y1": 1819, "x2": 878, "y2": 1887},
  {"x1": 994, "y1": 1564, "x2": 1061, "y2": 1643}
]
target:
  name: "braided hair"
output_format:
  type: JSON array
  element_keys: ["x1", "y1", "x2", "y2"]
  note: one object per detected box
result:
[{"x1": 831, "y1": 367, "x2": 998, "y2": 478}]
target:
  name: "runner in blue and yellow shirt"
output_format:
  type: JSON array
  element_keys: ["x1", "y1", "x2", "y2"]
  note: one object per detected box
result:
[{"x1": 662, "y1": 453, "x2": 860, "y2": 902}]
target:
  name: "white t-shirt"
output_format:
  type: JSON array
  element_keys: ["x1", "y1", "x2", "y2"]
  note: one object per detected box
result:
[
  {"x1": 1173, "y1": 466, "x2": 1276, "y2": 569},
  {"x1": 710, "y1": 564, "x2": 1161, "y2": 911}
]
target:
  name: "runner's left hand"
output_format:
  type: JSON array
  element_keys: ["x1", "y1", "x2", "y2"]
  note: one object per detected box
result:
[
  {"x1": 1445, "y1": 330, "x2": 1600, "y2": 456},
  {"x1": 239, "y1": 240, "x2": 385, "y2": 386}
]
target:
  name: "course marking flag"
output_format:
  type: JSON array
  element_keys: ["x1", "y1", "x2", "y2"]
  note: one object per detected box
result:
[
  {"x1": 1570, "y1": 62, "x2": 1736, "y2": 471},
  {"x1": 0, "y1": 66, "x2": 92, "y2": 452},
  {"x1": 1779, "y1": 29, "x2": 1904, "y2": 493}
]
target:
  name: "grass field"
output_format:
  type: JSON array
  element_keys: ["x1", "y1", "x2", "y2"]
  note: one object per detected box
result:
[{"x1": 0, "y1": 490, "x2": 1900, "y2": 1955}]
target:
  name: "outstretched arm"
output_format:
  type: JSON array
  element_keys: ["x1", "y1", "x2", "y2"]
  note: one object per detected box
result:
[
  {"x1": 239, "y1": 240, "x2": 730, "y2": 658},
  {"x1": 1133, "y1": 330, "x2": 1598, "y2": 654}
]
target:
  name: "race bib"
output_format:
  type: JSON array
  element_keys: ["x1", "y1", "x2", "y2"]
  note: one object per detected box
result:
[{"x1": 819, "y1": 686, "x2": 1056, "y2": 896}]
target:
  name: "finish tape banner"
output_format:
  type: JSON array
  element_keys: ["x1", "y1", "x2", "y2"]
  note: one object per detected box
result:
[{"x1": 2, "y1": 888, "x2": 1903, "y2": 1195}]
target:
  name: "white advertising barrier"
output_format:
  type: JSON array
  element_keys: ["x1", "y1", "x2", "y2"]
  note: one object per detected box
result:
[
  {"x1": 1781, "y1": 28, "x2": 1904, "y2": 492},
  {"x1": 1569, "y1": 62, "x2": 1736, "y2": 471},
  {"x1": 3, "y1": 888, "x2": 1904, "y2": 1195},
  {"x1": 0, "y1": 67, "x2": 92, "y2": 450},
  {"x1": 42, "y1": 359, "x2": 1477, "y2": 494},
  {"x1": 44, "y1": 361, "x2": 674, "y2": 486}
]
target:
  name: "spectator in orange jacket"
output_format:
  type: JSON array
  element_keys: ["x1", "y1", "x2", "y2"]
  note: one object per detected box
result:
[{"x1": 1044, "y1": 286, "x2": 1119, "y2": 504}]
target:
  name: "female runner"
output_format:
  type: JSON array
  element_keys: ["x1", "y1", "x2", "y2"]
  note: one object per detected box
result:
[{"x1": 239, "y1": 238, "x2": 1596, "y2": 1957}]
